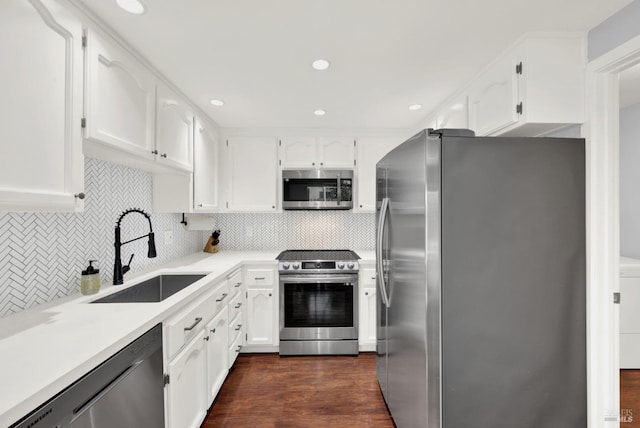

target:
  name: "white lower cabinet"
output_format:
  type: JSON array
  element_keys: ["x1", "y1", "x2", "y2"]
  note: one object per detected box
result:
[
  {"x1": 244, "y1": 267, "x2": 279, "y2": 350},
  {"x1": 205, "y1": 307, "x2": 229, "y2": 404},
  {"x1": 166, "y1": 329, "x2": 208, "y2": 428},
  {"x1": 358, "y1": 266, "x2": 377, "y2": 351},
  {"x1": 164, "y1": 279, "x2": 229, "y2": 427}
]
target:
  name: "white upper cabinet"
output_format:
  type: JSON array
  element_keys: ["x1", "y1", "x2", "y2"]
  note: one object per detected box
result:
[
  {"x1": 152, "y1": 117, "x2": 218, "y2": 213},
  {"x1": 155, "y1": 83, "x2": 193, "y2": 172},
  {"x1": 279, "y1": 137, "x2": 355, "y2": 168},
  {"x1": 279, "y1": 137, "x2": 316, "y2": 168},
  {"x1": 226, "y1": 137, "x2": 278, "y2": 212},
  {"x1": 354, "y1": 137, "x2": 403, "y2": 213},
  {"x1": 468, "y1": 53, "x2": 519, "y2": 136},
  {"x1": 193, "y1": 118, "x2": 219, "y2": 212},
  {"x1": 84, "y1": 28, "x2": 156, "y2": 160},
  {"x1": 468, "y1": 34, "x2": 585, "y2": 137},
  {"x1": 317, "y1": 137, "x2": 356, "y2": 168},
  {"x1": 0, "y1": 0, "x2": 84, "y2": 212}
]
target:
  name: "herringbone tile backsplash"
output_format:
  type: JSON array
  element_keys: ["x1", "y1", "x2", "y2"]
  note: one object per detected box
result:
[
  {"x1": 0, "y1": 158, "x2": 205, "y2": 318},
  {"x1": 211, "y1": 212, "x2": 375, "y2": 251},
  {"x1": 0, "y1": 158, "x2": 377, "y2": 318}
]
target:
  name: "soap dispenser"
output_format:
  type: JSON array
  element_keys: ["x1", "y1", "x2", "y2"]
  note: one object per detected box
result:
[{"x1": 81, "y1": 260, "x2": 101, "y2": 295}]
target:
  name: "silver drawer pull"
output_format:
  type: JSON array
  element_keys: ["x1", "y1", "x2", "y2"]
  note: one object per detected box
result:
[
  {"x1": 235, "y1": 346, "x2": 242, "y2": 353},
  {"x1": 371, "y1": 276, "x2": 376, "y2": 280},
  {"x1": 216, "y1": 293, "x2": 228, "y2": 302},
  {"x1": 211, "y1": 328, "x2": 216, "y2": 334},
  {"x1": 235, "y1": 324, "x2": 242, "y2": 331},
  {"x1": 234, "y1": 303, "x2": 242, "y2": 309},
  {"x1": 254, "y1": 277, "x2": 265, "y2": 280},
  {"x1": 235, "y1": 282, "x2": 242, "y2": 288},
  {"x1": 184, "y1": 317, "x2": 202, "y2": 331}
]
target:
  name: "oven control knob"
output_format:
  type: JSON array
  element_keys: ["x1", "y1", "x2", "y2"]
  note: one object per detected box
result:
[
  {"x1": 282, "y1": 263, "x2": 290, "y2": 270},
  {"x1": 337, "y1": 262, "x2": 345, "y2": 269},
  {"x1": 347, "y1": 263, "x2": 355, "y2": 269},
  {"x1": 292, "y1": 262, "x2": 300, "y2": 270}
]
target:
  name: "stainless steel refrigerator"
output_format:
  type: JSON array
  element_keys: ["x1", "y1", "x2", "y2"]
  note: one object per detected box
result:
[{"x1": 375, "y1": 129, "x2": 586, "y2": 428}]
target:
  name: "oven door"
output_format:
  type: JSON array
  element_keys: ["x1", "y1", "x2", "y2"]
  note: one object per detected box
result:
[{"x1": 279, "y1": 274, "x2": 358, "y2": 340}]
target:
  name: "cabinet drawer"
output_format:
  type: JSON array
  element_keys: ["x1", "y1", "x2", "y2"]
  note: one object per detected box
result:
[
  {"x1": 228, "y1": 269, "x2": 242, "y2": 289},
  {"x1": 165, "y1": 280, "x2": 227, "y2": 359},
  {"x1": 206, "y1": 280, "x2": 230, "y2": 317},
  {"x1": 228, "y1": 291, "x2": 243, "y2": 321},
  {"x1": 245, "y1": 269, "x2": 274, "y2": 286},
  {"x1": 228, "y1": 333, "x2": 242, "y2": 368},
  {"x1": 166, "y1": 295, "x2": 212, "y2": 360},
  {"x1": 228, "y1": 311, "x2": 243, "y2": 345}
]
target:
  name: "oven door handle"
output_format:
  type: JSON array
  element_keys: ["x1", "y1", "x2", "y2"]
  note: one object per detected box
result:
[{"x1": 280, "y1": 275, "x2": 357, "y2": 284}]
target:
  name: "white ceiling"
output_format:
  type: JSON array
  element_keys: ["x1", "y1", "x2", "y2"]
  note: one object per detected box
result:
[{"x1": 77, "y1": 0, "x2": 631, "y2": 129}]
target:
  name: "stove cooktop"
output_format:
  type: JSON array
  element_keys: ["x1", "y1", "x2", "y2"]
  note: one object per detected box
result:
[{"x1": 276, "y1": 249, "x2": 360, "y2": 261}]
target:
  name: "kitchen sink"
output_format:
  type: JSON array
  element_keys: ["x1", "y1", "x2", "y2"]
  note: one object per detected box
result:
[{"x1": 91, "y1": 274, "x2": 207, "y2": 303}]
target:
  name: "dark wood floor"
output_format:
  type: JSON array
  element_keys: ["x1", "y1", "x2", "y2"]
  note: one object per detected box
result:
[
  {"x1": 202, "y1": 353, "x2": 395, "y2": 427},
  {"x1": 622, "y1": 370, "x2": 640, "y2": 425}
]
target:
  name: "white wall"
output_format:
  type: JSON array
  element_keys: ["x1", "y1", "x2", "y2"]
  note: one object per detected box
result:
[{"x1": 620, "y1": 103, "x2": 640, "y2": 258}]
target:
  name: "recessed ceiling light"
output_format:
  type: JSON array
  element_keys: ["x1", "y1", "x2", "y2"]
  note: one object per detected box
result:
[
  {"x1": 209, "y1": 99, "x2": 225, "y2": 107},
  {"x1": 116, "y1": 0, "x2": 145, "y2": 14},
  {"x1": 314, "y1": 109, "x2": 326, "y2": 116},
  {"x1": 408, "y1": 104, "x2": 422, "y2": 111},
  {"x1": 312, "y1": 59, "x2": 331, "y2": 71}
]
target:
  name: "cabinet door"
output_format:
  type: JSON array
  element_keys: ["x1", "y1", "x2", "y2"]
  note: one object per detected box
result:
[
  {"x1": 359, "y1": 286, "x2": 377, "y2": 345},
  {"x1": 193, "y1": 119, "x2": 219, "y2": 212},
  {"x1": 279, "y1": 137, "x2": 316, "y2": 168},
  {"x1": 85, "y1": 29, "x2": 155, "y2": 159},
  {"x1": 156, "y1": 83, "x2": 193, "y2": 171},
  {"x1": 246, "y1": 288, "x2": 276, "y2": 346},
  {"x1": 166, "y1": 330, "x2": 207, "y2": 428},
  {"x1": 317, "y1": 137, "x2": 355, "y2": 168},
  {"x1": 205, "y1": 308, "x2": 228, "y2": 405},
  {"x1": 226, "y1": 137, "x2": 277, "y2": 212},
  {"x1": 0, "y1": 0, "x2": 84, "y2": 211},
  {"x1": 468, "y1": 54, "x2": 519, "y2": 136},
  {"x1": 354, "y1": 137, "x2": 402, "y2": 212}
]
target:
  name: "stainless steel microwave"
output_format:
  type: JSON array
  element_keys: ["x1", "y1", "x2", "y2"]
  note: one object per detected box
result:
[{"x1": 282, "y1": 169, "x2": 353, "y2": 210}]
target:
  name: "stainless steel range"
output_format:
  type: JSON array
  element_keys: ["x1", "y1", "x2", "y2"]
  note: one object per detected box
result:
[{"x1": 277, "y1": 250, "x2": 360, "y2": 356}]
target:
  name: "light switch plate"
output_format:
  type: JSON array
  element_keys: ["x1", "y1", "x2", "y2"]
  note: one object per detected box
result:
[{"x1": 164, "y1": 230, "x2": 173, "y2": 245}]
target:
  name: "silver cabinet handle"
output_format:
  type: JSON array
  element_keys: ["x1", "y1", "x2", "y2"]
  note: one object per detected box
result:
[
  {"x1": 216, "y1": 293, "x2": 228, "y2": 302},
  {"x1": 204, "y1": 336, "x2": 210, "y2": 341},
  {"x1": 235, "y1": 282, "x2": 242, "y2": 288},
  {"x1": 74, "y1": 192, "x2": 85, "y2": 200},
  {"x1": 235, "y1": 346, "x2": 242, "y2": 353},
  {"x1": 254, "y1": 277, "x2": 265, "y2": 280},
  {"x1": 365, "y1": 292, "x2": 369, "y2": 296},
  {"x1": 268, "y1": 293, "x2": 272, "y2": 297},
  {"x1": 211, "y1": 328, "x2": 216, "y2": 334},
  {"x1": 184, "y1": 317, "x2": 202, "y2": 331},
  {"x1": 235, "y1": 324, "x2": 242, "y2": 331},
  {"x1": 234, "y1": 303, "x2": 242, "y2": 309}
]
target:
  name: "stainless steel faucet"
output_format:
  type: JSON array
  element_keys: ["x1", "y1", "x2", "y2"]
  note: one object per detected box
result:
[{"x1": 113, "y1": 208, "x2": 157, "y2": 285}]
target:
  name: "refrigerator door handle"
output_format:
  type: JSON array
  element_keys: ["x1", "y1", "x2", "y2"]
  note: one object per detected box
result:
[{"x1": 376, "y1": 197, "x2": 391, "y2": 307}]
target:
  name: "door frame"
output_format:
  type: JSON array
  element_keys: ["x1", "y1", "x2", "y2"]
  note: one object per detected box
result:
[{"x1": 584, "y1": 34, "x2": 640, "y2": 427}]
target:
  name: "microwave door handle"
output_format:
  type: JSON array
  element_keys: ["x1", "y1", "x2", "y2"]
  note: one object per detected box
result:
[{"x1": 337, "y1": 175, "x2": 341, "y2": 205}]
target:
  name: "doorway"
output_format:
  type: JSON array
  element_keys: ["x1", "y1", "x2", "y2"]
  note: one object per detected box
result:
[{"x1": 585, "y1": 34, "x2": 640, "y2": 427}]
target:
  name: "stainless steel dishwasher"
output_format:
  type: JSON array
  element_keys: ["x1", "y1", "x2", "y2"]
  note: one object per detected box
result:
[{"x1": 11, "y1": 324, "x2": 164, "y2": 428}]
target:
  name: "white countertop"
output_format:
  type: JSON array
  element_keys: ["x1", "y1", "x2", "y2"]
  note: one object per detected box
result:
[{"x1": 0, "y1": 249, "x2": 373, "y2": 426}]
